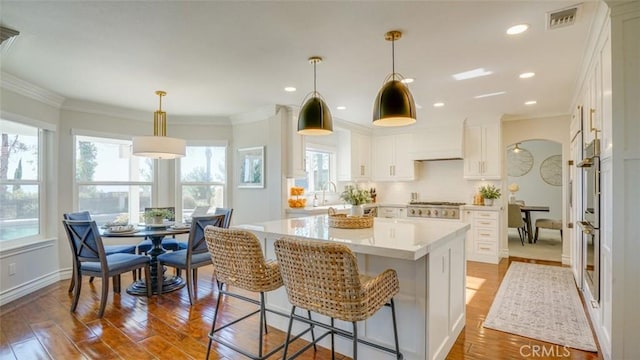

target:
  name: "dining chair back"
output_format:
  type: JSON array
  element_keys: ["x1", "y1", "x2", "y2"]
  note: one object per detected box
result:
[
  {"x1": 156, "y1": 214, "x2": 225, "y2": 304},
  {"x1": 213, "y1": 207, "x2": 234, "y2": 228},
  {"x1": 508, "y1": 204, "x2": 526, "y2": 246},
  {"x1": 63, "y1": 219, "x2": 151, "y2": 317},
  {"x1": 63, "y1": 211, "x2": 91, "y2": 220}
]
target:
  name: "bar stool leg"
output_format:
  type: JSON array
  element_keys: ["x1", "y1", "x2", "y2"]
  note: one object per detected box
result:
[
  {"x1": 331, "y1": 317, "x2": 335, "y2": 360},
  {"x1": 390, "y1": 298, "x2": 402, "y2": 359},
  {"x1": 207, "y1": 282, "x2": 225, "y2": 359},
  {"x1": 308, "y1": 310, "x2": 317, "y2": 352},
  {"x1": 352, "y1": 321, "x2": 358, "y2": 360},
  {"x1": 258, "y1": 292, "x2": 265, "y2": 358},
  {"x1": 282, "y1": 306, "x2": 296, "y2": 359}
]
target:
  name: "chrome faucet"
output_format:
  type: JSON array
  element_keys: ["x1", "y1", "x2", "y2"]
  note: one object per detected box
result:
[{"x1": 321, "y1": 181, "x2": 337, "y2": 205}]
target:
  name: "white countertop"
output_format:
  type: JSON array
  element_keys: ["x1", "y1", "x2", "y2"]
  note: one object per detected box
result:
[{"x1": 234, "y1": 215, "x2": 470, "y2": 261}]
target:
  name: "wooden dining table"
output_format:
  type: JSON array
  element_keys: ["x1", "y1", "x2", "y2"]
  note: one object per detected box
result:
[
  {"x1": 519, "y1": 205, "x2": 550, "y2": 243},
  {"x1": 101, "y1": 225, "x2": 190, "y2": 295}
]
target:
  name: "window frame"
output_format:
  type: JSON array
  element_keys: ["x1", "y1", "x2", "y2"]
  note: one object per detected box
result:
[
  {"x1": 0, "y1": 119, "x2": 46, "y2": 243},
  {"x1": 72, "y1": 130, "x2": 157, "y2": 225},
  {"x1": 299, "y1": 143, "x2": 337, "y2": 195},
  {"x1": 175, "y1": 141, "x2": 228, "y2": 222}
]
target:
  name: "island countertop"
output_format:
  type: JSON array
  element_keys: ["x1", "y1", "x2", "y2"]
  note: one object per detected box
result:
[{"x1": 233, "y1": 215, "x2": 470, "y2": 261}]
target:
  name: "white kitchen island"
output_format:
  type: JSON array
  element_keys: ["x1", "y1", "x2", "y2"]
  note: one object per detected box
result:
[{"x1": 233, "y1": 215, "x2": 470, "y2": 360}]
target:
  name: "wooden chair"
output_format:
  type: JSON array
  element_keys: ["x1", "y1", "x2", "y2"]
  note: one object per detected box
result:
[
  {"x1": 204, "y1": 227, "x2": 312, "y2": 360},
  {"x1": 156, "y1": 214, "x2": 225, "y2": 304},
  {"x1": 63, "y1": 211, "x2": 137, "y2": 291},
  {"x1": 62, "y1": 219, "x2": 151, "y2": 318},
  {"x1": 274, "y1": 237, "x2": 402, "y2": 360},
  {"x1": 508, "y1": 204, "x2": 527, "y2": 246}
]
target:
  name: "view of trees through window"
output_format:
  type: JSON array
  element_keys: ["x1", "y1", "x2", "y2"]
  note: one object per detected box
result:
[
  {"x1": 0, "y1": 120, "x2": 40, "y2": 241},
  {"x1": 75, "y1": 135, "x2": 153, "y2": 225},
  {"x1": 294, "y1": 148, "x2": 332, "y2": 193},
  {"x1": 180, "y1": 146, "x2": 226, "y2": 220}
]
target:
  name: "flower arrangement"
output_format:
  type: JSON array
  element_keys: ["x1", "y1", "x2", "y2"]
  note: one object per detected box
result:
[
  {"x1": 340, "y1": 185, "x2": 371, "y2": 206},
  {"x1": 479, "y1": 184, "x2": 501, "y2": 199},
  {"x1": 144, "y1": 208, "x2": 174, "y2": 222}
]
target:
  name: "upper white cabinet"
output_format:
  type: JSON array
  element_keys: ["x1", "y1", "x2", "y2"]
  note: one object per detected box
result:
[
  {"x1": 372, "y1": 133, "x2": 416, "y2": 181},
  {"x1": 337, "y1": 130, "x2": 371, "y2": 182},
  {"x1": 285, "y1": 108, "x2": 306, "y2": 178},
  {"x1": 463, "y1": 124, "x2": 501, "y2": 180}
]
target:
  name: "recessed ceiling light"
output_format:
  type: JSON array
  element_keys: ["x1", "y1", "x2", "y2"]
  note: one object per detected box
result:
[
  {"x1": 525, "y1": 100, "x2": 537, "y2": 105},
  {"x1": 401, "y1": 78, "x2": 414, "y2": 84},
  {"x1": 507, "y1": 24, "x2": 529, "y2": 35},
  {"x1": 433, "y1": 102, "x2": 445, "y2": 107},
  {"x1": 519, "y1": 72, "x2": 535, "y2": 79},
  {"x1": 336, "y1": 106, "x2": 347, "y2": 110},
  {"x1": 453, "y1": 68, "x2": 493, "y2": 81},
  {"x1": 284, "y1": 86, "x2": 296, "y2": 92},
  {"x1": 474, "y1": 91, "x2": 506, "y2": 99}
]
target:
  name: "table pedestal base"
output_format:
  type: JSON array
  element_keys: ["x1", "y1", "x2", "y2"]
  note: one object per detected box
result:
[{"x1": 127, "y1": 274, "x2": 185, "y2": 296}]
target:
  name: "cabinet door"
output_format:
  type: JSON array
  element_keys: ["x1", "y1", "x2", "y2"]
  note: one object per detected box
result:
[
  {"x1": 353, "y1": 133, "x2": 371, "y2": 180},
  {"x1": 372, "y1": 135, "x2": 395, "y2": 181},
  {"x1": 428, "y1": 243, "x2": 450, "y2": 360},
  {"x1": 463, "y1": 126, "x2": 483, "y2": 178},
  {"x1": 393, "y1": 133, "x2": 415, "y2": 180},
  {"x1": 481, "y1": 124, "x2": 501, "y2": 179},
  {"x1": 286, "y1": 109, "x2": 307, "y2": 178}
]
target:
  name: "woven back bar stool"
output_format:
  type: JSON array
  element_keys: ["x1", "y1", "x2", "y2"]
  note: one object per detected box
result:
[
  {"x1": 204, "y1": 227, "x2": 315, "y2": 360},
  {"x1": 274, "y1": 237, "x2": 403, "y2": 360}
]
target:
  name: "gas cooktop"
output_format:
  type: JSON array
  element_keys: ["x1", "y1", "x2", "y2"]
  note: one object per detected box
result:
[
  {"x1": 407, "y1": 202, "x2": 465, "y2": 219},
  {"x1": 408, "y1": 201, "x2": 466, "y2": 206}
]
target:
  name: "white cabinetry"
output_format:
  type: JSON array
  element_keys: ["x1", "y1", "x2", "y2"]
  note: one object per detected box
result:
[
  {"x1": 377, "y1": 205, "x2": 407, "y2": 218},
  {"x1": 463, "y1": 208, "x2": 500, "y2": 264},
  {"x1": 337, "y1": 130, "x2": 371, "y2": 181},
  {"x1": 285, "y1": 108, "x2": 306, "y2": 179},
  {"x1": 372, "y1": 133, "x2": 416, "y2": 181},
  {"x1": 463, "y1": 124, "x2": 501, "y2": 180}
]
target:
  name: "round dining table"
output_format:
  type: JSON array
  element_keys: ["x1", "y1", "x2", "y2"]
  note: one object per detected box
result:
[{"x1": 101, "y1": 225, "x2": 190, "y2": 296}]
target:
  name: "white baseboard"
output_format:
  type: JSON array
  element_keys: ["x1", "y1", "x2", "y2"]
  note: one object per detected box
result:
[
  {"x1": 0, "y1": 268, "x2": 71, "y2": 306},
  {"x1": 562, "y1": 254, "x2": 572, "y2": 265}
]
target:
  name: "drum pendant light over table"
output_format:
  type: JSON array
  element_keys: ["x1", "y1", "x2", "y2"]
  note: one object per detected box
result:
[
  {"x1": 373, "y1": 30, "x2": 417, "y2": 127},
  {"x1": 132, "y1": 91, "x2": 186, "y2": 159},
  {"x1": 297, "y1": 56, "x2": 333, "y2": 135}
]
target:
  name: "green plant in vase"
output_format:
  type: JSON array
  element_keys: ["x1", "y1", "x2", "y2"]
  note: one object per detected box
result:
[
  {"x1": 144, "y1": 208, "x2": 174, "y2": 225},
  {"x1": 340, "y1": 185, "x2": 371, "y2": 216},
  {"x1": 478, "y1": 184, "x2": 501, "y2": 206}
]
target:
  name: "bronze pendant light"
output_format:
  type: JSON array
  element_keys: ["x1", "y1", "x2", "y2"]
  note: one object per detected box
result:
[
  {"x1": 298, "y1": 56, "x2": 333, "y2": 135},
  {"x1": 373, "y1": 30, "x2": 416, "y2": 127}
]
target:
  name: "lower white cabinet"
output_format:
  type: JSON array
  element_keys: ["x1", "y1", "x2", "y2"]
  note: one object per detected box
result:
[
  {"x1": 377, "y1": 205, "x2": 407, "y2": 218},
  {"x1": 463, "y1": 207, "x2": 500, "y2": 264}
]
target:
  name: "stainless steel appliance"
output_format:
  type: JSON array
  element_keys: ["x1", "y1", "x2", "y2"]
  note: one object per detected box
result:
[
  {"x1": 407, "y1": 202, "x2": 464, "y2": 220},
  {"x1": 577, "y1": 138, "x2": 600, "y2": 302}
]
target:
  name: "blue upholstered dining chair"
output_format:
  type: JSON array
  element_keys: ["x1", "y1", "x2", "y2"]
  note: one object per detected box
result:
[
  {"x1": 157, "y1": 214, "x2": 225, "y2": 304},
  {"x1": 177, "y1": 207, "x2": 233, "y2": 250},
  {"x1": 63, "y1": 211, "x2": 137, "y2": 292},
  {"x1": 62, "y1": 219, "x2": 151, "y2": 317},
  {"x1": 137, "y1": 207, "x2": 180, "y2": 253}
]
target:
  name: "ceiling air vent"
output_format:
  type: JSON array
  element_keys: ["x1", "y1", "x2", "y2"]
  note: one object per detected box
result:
[{"x1": 547, "y1": 6, "x2": 579, "y2": 30}]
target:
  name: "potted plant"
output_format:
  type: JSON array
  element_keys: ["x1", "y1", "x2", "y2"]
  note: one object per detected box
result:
[
  {"x1": 340, "y1": 185, "x2": 371, "y2": 216},
  {"x1": 144, "y1": 208, "x2": 174, "y2": 225},
  {"x1": 478, "y1": 184, "x2": 501, "y2": 206}
]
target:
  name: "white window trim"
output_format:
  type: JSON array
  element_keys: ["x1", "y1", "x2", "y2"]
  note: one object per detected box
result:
[{"x1": 304, "y1": 143, "x2": 337, "y2": 194}]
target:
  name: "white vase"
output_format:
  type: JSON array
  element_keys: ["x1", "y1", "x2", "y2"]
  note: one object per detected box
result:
[
  {"x1": 351, "y1": 204, "x2": 364, "y2": 216},
  {"x1": 483, "y1": 198, "x2": 494, "y2": 206}
]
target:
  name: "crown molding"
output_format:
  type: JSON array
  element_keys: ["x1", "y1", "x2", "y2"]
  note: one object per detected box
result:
[
  {"x1": 230, "y1": 104, "x2": 279, "y2": 125},
  {"x1": 1, "y1": 72, "x2": 65, "y2": 108}
]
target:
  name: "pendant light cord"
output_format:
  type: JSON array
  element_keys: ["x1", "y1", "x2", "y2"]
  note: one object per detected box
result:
[
  {"x1": 313, "y1": 60, "x2": 317, "y2": 95},
  {"x1": 392, "y1": 36, "x2": 395, "y2": 81}
]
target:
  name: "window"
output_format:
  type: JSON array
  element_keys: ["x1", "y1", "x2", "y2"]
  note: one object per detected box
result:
[
  {"x1": 0, "y1": 120, "x2": 43, "y2": 241},
  {"x1": 74, "y1": 135, "x2": 154, "y2": 226},
  {"x1": 294, "y1": 146, "x2": 336, "y2": 193},
  {"x1": 178, "y1": 145, "x2": 226, "y2": 221}
]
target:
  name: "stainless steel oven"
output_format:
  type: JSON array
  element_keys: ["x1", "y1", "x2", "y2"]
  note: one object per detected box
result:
[{"x1": 577, "y1": 138, "x2": 600, "y2": 302}]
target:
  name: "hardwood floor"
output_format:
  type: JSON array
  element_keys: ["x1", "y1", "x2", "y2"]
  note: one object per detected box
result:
[{"x1": 0, "y1": 258, "x2": 602, "y2": 359}]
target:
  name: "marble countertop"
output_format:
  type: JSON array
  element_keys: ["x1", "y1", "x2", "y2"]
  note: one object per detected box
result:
[{"x1": 234, "y1": 215, "x2": 470, "y2": 261}]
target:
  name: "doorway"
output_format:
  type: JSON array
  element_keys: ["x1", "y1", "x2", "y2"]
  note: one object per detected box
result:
[{"x1": 506, "y1": 139, "x2": 563, "y2": 262}]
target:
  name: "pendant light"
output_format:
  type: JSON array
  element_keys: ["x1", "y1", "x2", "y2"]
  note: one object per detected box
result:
[
  {"x1": 512, "y1": 143, "x2": 522, "y2": 153},
  {"x1": 297, "y1": 56, "x2": 333, "y2": 135},
  {"x1": 132, "y1": 91, "x2": 186, "y2": 159},
  {"x1": 373, "y1": 30, "x2": 416, "y2": 127}
]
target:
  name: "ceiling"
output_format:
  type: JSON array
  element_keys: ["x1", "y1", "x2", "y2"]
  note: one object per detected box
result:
[{"x1": 0, "y1": 1, "x2": 598, "y2": 127}]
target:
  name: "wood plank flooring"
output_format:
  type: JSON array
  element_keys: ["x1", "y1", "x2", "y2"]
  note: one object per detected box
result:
[{"x1": 0, "y1": 258, "x2": 602, "y2": 359}]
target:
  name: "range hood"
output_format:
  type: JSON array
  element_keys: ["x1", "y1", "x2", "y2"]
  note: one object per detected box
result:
[{"x1": 408, "y1": 123, "x2": 464, "y2": 161}]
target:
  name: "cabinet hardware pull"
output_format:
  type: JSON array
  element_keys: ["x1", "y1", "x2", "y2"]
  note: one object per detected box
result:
[
  {"x1": 480, "y1": 221, "x2": 491, "y2": 225},
  {"x1": 360, "y1": 165, "x2": 364, "y2": 176},
  {"x1": 589, "y1": 108, "x2": 600, "y2": 136},
  {"x1": 480, "y1": 233, "x2": 490, "y2": 236},
  {"x1": 480, "y1": 247, "x2": 490, "y2": 251}
]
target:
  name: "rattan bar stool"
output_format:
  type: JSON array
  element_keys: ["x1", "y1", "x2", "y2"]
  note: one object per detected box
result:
[
  {"x1": 204, "y1": 227, "x2": 315, "y2": 360},
  {"x1": 274, "y1": 237, "x2": 403, "y2": 360}
]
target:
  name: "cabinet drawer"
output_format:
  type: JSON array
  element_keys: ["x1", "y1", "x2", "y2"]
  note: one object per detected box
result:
[
  {"x1": 474, "y1": 227, "x2": 497, "y2": 241},
  {"x1": 474, "y1": 218, "x2": 497, "y2": 228},
  {"x1": 473, "y1": 211, "x2": 498, "y2": 220},
  {"x1": 475, "y1": 241, "x2": 497, "y2": 255},
  {"x1": 378, "y1": 207, "x2": 400, "y2": 218}
]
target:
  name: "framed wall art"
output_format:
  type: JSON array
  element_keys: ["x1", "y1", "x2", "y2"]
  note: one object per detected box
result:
[{"x1": 238, "y1": 146, "x2": 264, "y2": 188}]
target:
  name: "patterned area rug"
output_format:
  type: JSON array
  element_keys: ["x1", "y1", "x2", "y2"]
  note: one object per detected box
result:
[{"x1": 484, "y1": 262, "x2": 597, "y2": 352}]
